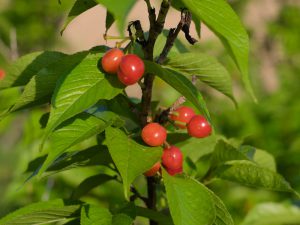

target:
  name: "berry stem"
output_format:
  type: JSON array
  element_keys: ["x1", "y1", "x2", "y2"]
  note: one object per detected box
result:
[{"x1": 103, "y1": 34, "x2": 130, "y2": 41}]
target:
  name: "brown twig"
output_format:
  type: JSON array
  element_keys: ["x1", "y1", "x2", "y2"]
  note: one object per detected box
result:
[
  {"x1": 144, "y1": 0, "x2": 156, "y2": 28},
  {"x1": 139, "y1": 2, "x2": 172, "y2": 225},
  {"x1": 157, "y1": 9, "x2": 197, "y2": 64},
  {"x1": 128, "y1": 21, "x2": 147, "y2": 47},
  {"x1": 130, "y1": 185, "x2": 148, "y2": 205}
]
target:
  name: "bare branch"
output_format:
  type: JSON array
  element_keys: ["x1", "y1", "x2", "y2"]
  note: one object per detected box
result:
[
  {"x1": 144, "y1": 0, "x2": 156, "y2": 28},
  {"x1": 157, "y1": 9, "x2": 197, "y2": 64}
]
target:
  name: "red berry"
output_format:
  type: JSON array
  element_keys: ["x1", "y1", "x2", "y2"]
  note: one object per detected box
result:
[
  {"x1": 141, "y1": 123, "x2": 167, "y2": 147},
  {"x1": 144, "y1": 162, "x2": 161, "y2": 177},
  {"x1": 0, "y1": 69, "x2": 5, "y2": 80},
  {"x1": 166, "y1": 167, "x2": 183, "y2": 176},
  {"x1": 101, "y1": 48, "x2": 124, "y2": 74},
  {"x1": 187, "y1": 115, "x2": 212, "y2": 138},
  {"x1": 117, "y1": 54, "x2": 144, "y2": 85},
  {"x1": 169, "y1": 106, "x2": 195, "y2": 129},
  {"x1": 162, "y1": 146, "x2": 183, "y2": 170}
]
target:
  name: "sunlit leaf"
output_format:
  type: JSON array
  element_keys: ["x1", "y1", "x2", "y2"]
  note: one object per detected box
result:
[
  {"x1": 104, "y1": 127, "x2": 162, "y2": 199},
  {"x1": 163, "y1": 171, "x2": 216, "y2": 225},
  {"x1": 180, "y1": 0, "x2": 256, "y2": 101}
]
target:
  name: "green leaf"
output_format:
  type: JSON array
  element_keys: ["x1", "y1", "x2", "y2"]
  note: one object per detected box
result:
[
  {"x1": 104, "y1": 127, "x2": 162, "y2": 199},
  {"x1": 166, "y1": 52, "x2": 236, "y2": 104},
  {"x1": 145, "y1": 61, "x2": 211, "y2": 122},
  {"x1": 135, "y1": 206, "x2": 174, "y2": 225},
  {"x1": 26, "y1": 145, "x2": 112, "y2": 173},
  {"x1": 0, "y1": 199, "x2": 80, "y2": 225},
  {"x1": 8, "y1": 52, "x2": 89, "y2": 113},
  {"x1": 105, "y1": 11, "x2": 115, "y2": 33},
  {"x1": 211, "y1": 141, "x2": 277, "y2": 172},
  {"x1": 81, "y1": 205, "x2": 112, "y2": 225},
  {"x1": 208, "y1": 190, "x2": 234, "y2": 225},
  {"x1": 241, "y1": 203, "x2": 300, "y2": 225},
  {"x1": 211, "y1": 140, "x2": 249, "y2": 165},
  {"x1": 241, "y1": 146, "x2": 277, "y2": 172},
  {"x1": 43, "y1": 53, "x2": 123, "y2": 145},
  {"x1": 86, "y1": 95, "x2": 138, "y2": 129},
  {"x1": 112, "y1": 214, "x2": 134, "y2": 225},
  {"x1": 61, "y1": 0, "x2": 98, "y2": 34},
  {"x1": 168, "y1": 133, "x2": 220, "y2": 162},
  {"x1": 163, "y1": 171, "x2": 216, "y2": 225},
  {"x1": 215, "y1": 160, "x2": 294, "y2": 193},
  {"x1": 38, "y1": 112, "x2": 116, "y2": 176},
  {"x1": 0, "y1": 51, "x2": 66, "y2": 89},
  {"x1": 180, "y1": 0, "x2": 256, "y2": 101},
  {"x1": 71, "y1": 174, "x2": 116, "y2": 199},
  {"x1": 95, "y1": 0, "x2": 136, "y2": 34}
]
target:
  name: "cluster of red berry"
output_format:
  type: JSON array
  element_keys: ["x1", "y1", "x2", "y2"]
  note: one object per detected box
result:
[
  {"x1": 101, "y1": 48, "x2": 144, "y2": 86},
  {"x1": 101, "y1": 49, "x2": 212, "y2": 176},
  {"x1": 142, "y1": 106, "x2": 212, "y2": 176}
]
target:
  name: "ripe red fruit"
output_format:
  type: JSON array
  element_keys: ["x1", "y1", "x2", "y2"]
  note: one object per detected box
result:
[
  {"x1": 166, "y1": 167, "x2": 183, "y2": 176},
  {"x1": 169, "y1": 106, "x2": 195, "y2": 129},
  {"x1": 162, "y1": 146, "x2": 183, "y2": 170},
  {"x1": 187, "y1": 115, "x2": 212, "y2": 138},
  {"x1": 117, "y1": 54, "x2": 144, "y2": 85},
  {"x1": 101, "y1": 48, "x2": 124, "y2": 74},
  {"x1": 141, "y1": 123, "x2": 167, "y2": 147},
  {"x1": 0, "y1": 69, "x2": 5, "y2": 80},
  {"x1": 144, "y1": 162, "x2": 161, "y2": 177}
]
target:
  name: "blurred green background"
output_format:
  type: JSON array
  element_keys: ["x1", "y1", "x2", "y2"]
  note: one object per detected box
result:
[{"x1": 0, "y1": 0, "x2": 300, "y2": 224}]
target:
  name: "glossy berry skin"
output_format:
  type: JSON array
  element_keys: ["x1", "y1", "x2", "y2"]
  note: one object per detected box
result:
[
  {"x1": 0, "y1": 69, "x2": 5, "y2": 80},
  {"x1": 141, "y1": 123, "x2": 167, "y2": 146},
  {"x1": 117, "y1": 54, "x2": 145, "y2": 85},
  {"x1": 162, "y1": 146, "x2": 183, "y2": 170},
  {"x1": 101, "y1": 48, "x2": 124, "y2": 74},
  {"x1": 187, "y1": 115, "x2": 212, "y2": 138},
  {"x1": 166, "y1": 167, "x2": 183, "y2": 176},
  {"x1": 144, "y1": 162, "x2": 161, "y2": 177},
  {"x1": 169, "y1": 106, "x2": 195, "y2": 129}
]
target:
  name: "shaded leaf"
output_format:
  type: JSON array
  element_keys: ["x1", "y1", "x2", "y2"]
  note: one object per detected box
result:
[
  {"x1": 0, "y1": 199, "x2": 80, "y2": 225},
  {"x1": 38, "y1": 112, "x2": 117, "y2": 176},
  {"x1": 8, "y1": 52, "x2": 89, "y2": 113},
  {"x1": 135, "y1": 206, "x2": 174, "y2": 225},
  {"x1": 26, "y1": 145, "x2": 112, "y2": 173},
  {"x1": 0, "y1": 51, "x2": 66, "y2": 89},
  {"x1": 112, "y1": 214, "x2": 134, "y2": 225},
  {"x1": 71, "y1": 174, "x2": 116, "y2": 199},
  {"x1": 104, "y1": 127, "x2": 162, "y2": 199},
  {"x1": 105, "y1": 11, "x2": 115, "y2": 33}
]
